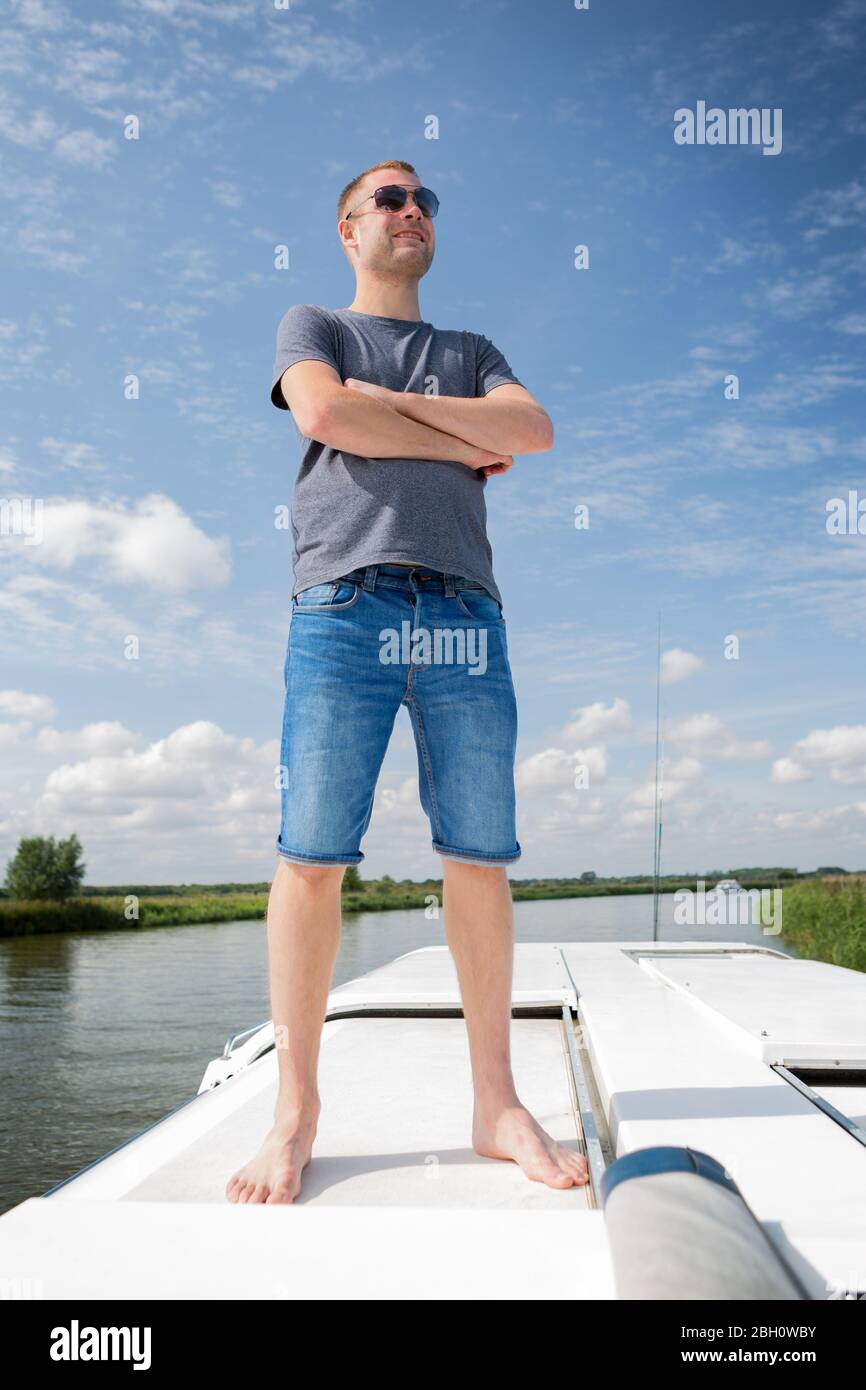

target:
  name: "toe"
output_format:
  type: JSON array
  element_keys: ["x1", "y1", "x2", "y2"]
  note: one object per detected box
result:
[
  {"x1": 550, "y1": 1168, "x2": 574, "y2": 1187},
  {"x1": 534, "y1": 1155, "x2": 574, "y2": 1187},
  {"x1": 266, "y1": 1184, "x2": 295, "y2": 1205}
]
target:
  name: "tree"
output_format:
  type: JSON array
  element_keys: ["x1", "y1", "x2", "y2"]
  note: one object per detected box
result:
[
  {"x1": 580, "y1": 871, "x2": 597, "y2": 882},
  {"x1": 342, "y1": 865, "x2": 362, "y2": 892},
  {"x1": 4, "y1": 834, "x2": 86, "y2": 903}
]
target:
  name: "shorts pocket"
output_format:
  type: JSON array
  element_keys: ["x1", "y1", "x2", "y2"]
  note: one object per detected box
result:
[
  {"x1": 454, "y1": 587, "x2": 504, "y2": 622},
  {"x1": 293, "y1": 578, "x2": 360, "y2": 610}
]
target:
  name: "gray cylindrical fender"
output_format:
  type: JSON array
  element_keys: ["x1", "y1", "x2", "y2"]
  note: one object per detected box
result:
[{"x1": 600, "y1": 1146, "x2": 809, "y2": 1301}]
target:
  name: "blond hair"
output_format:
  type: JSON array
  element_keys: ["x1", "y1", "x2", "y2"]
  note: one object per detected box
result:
[{"x1": 336, "y1": 159, "x2": 418, "y2": 222}]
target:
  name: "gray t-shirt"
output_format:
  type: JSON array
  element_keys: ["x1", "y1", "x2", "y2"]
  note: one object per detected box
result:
[{"x1": 269, "y1": 304, "x2": 524, "y2": 605}]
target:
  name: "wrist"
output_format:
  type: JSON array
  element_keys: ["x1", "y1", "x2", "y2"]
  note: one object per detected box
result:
[{"x1": 444, "y1": 436, "x2": 475, "y2": 466}]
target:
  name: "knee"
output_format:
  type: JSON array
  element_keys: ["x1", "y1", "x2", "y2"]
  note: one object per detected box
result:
[
  {"x1": 443, "y1": 859, "x2": 507, "y2": 878},
  {"x1": 276, "y1": 858, "x2": 346, "y2": 888}
]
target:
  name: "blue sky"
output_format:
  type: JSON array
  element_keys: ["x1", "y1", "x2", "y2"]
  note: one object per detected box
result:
[{"x1": 1, "y1": 0, "x2": 865, "y2": 885}]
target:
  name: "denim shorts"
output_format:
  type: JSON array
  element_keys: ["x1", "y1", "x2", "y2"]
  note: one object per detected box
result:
[{"x1": 276, "y1": 562, "x2": 521, "y2": 867}]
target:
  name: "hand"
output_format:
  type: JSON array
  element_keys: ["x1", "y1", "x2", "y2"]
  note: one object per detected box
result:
[
  {"x1": 344, "y1": 377, "x2": 395, "y2": 405},
  {"x1": 461, "y1": 444, "x2": 514, "y2": 477}
]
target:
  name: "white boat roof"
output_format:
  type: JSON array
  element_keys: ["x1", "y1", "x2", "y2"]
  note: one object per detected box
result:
[{"x1": 2, "y1": 940, "x2": 865, "y2": 1299}]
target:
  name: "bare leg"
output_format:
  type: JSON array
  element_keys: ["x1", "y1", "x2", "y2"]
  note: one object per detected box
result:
[
  {"x1": 225, "y1": 858, "x2": 344, "y2": 1204},
  {"x1": 441, "y1": 860, "x2": 589, "y2": 1188}
]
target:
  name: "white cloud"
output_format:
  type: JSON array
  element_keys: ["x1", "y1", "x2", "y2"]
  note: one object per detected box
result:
[
  {"x1": 33, "y1": 720, "x2": 140, "y2": 758},
  {"x1": 373, "y1": 777, "x2": 426, "y2": 818},
  {"x1": 666, "y1": 755, "x2": 704, "y2": 781},
  {"x1": 661, "y1": 647, "x2": 705, "y2": 683},
  {"x1": 53, "y1": 128, "x2": 116, "y2": 171},
  {"x1": 0, "y1": 316, "x2": 53, "y2": 383},
  {"x1": 516, "y1": 745, "x2": 607, "y2": 791},
  {"x1": 784, "y1": 724, "x2": 866, "y2": 785},
  {"x1": 668, "y1": 712, "x2": 771, "y2": 761},
  {"x1": 698, "y1": 419, "x2": 837, "y2": 468},
  {"x1": 771, "y1": 757, "x2": 812, "y2": 784},
  {"x1": 757, "y1": 272, "x2": 837, "y2": 319},
  {"x1": 794, "y1": 723, "x2": 866, "y2": 762},
  {"x1": 0, "y1": 103, "x2": 58, "y2": 148},
  {"x1": 40, "y1": 721, "x2": 269, "y2": 808},
  {"x1": 794, "y1": 175, "x2": 866, "y2": 242},
  {"x1": 831, "y1": 767, "x2": 866, "y2": 786},
  {"x1": 559, "y1": 696, "x2": 630, "y2": 741},
  {"x1": 622, "y1": 756, "x2": 706, "y2": 817},
  {"x1": 770, "y1": 809, "x2": 835, "y2": 832},
  {"x1": 0, "y1": 689, "x2": 57, "y2": 723},
  {"x1": 0, "y1": 570, "x2": 278, "y2": 682},
  {"x1": 0, "y1": 720, "x2": 282, "y2": 875},
  {"x1": 209, "y1": 180, "x2": 243, "y2": 208},
  {"x1": 4, "y1": 493, "x2": 231, "y2": 591},
  {"x1": 768, "y1": 803, "x2": 866, "y2": 833},
  {"x1": 40, "y1": 438, "x2": 102, "y2": 472},
  {"x1": 17, "y1": 0, "x2": 66, "y2": 29},
  {"x1": 527, "y1": 793, "x2": 608, "y2": 837}
]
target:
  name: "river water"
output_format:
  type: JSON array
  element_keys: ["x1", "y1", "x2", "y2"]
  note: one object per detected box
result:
[{"x1": 0, "y1": 891, "x2": 793, "y2": 1214}]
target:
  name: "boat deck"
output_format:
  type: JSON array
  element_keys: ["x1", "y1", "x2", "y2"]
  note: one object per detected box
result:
[
  {"x1": 125, "y1": 1017, "x2": 586, "y2": 1208},
  {"x1": 1, "y1": 940, "x2": 865, "y2": 1299}
]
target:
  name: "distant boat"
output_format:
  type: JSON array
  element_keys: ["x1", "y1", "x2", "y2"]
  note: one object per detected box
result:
[
  {"x1": 713, "y1": 878, "x2": 744, "y2": 894},
  {"x1": 0, "y1": 941, "x2": 864, "y2": 1300}
]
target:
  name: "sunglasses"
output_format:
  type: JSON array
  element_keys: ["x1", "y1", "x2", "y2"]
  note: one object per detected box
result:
[{"x1": 344, "y1": 184, "x2": 439, "y2": 220}]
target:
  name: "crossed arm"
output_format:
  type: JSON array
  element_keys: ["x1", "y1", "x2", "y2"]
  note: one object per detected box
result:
[{"x1": 277, "y1": 359, "x2": 554, "y2": 475}]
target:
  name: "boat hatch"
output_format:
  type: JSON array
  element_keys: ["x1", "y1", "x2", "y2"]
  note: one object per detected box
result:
[
  {"x1": 45, "y1": 1011, "x2": 605, "y2": 1212},
  {"x1": 629, "y1": 952, "x2": 866, "y2": 1067},
  {"x1": 772, "y1": 1063, "x2": 866, "y2": 1151}
]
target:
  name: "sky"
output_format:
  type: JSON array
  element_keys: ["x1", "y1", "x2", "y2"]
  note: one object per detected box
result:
[{"x1": 1, "y1": 0, "x2": 865, "y2": 886}]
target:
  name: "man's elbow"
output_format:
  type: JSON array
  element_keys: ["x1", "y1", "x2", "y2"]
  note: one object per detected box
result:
[
  {"x1": 297, "y1": 393, "x2": 342, "y2": 443},
  {"x1": 517, "y1": 409, "x2": 554, "y2": 454}
]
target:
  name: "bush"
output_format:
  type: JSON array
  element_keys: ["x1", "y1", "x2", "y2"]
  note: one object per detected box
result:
[
  {"x1": 779, "y1": 879, "x2": 866, "y2": 971},
  {"x1": 4, "y1": 834, "x2": 86, "y2": 903}
]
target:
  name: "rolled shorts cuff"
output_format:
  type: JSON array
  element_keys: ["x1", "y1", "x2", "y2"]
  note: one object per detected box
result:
[
  {"x1": 275, "y1": 834, "x2": 363, "y2": 867},
  {"x1": 433, "y1": 840, "x2": 521, "y2": 866}
]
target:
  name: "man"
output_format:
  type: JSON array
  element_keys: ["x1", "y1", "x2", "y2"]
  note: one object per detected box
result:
[{"x1": 226, "y1": 159, "x2": 588, "y2": 1203}]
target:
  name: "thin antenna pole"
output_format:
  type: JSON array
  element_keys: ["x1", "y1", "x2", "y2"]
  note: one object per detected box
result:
[
  {"x1": 652, "y1": 611, "x2": 662, "y2": 941},
  {"x1": 656, "y1": 722, "x2": 665, "y2": 941}
]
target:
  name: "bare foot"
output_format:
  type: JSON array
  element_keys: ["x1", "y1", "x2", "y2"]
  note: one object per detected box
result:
[
  {"x1": 472, "y1": 1102, "x2": 590, "y2": 1189},
  {"x1": 225, "y1": 1102, "x2": 320, "y2": 1205}
]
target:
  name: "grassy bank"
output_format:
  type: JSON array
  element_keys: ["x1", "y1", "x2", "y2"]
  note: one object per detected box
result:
[
  {"x1": 1, "y1": 872, "x2": 802, "y2": 937},
  {"x1": 778, "y1": 878, "x2": 866, "y2": 971},
  {"x1": 0, "y1": 894, "x2": 269, "y2": 937}
]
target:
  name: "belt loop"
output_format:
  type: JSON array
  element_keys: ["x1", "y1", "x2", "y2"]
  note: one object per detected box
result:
[
  {"x1": 363, "y1": 565, "x2": 378, "y2": 592},
  {"x1": 444, "y1": 572, "x2": 456, "y2": 597}
]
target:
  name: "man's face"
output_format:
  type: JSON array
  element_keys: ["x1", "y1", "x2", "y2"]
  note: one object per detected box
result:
[{"x1": 339, "y1": 172, "x2": 435, "y2": 280}]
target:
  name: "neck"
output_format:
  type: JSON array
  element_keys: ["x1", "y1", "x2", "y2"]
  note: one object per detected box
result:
[{"x1": 346, "y1": 276, "x2": 422, "y2": 321}]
